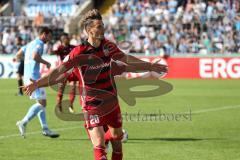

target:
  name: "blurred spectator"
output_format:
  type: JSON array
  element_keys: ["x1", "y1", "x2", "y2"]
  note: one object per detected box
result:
[
  {"x1": 2, "y1": 28, "x2": 11, "y2": 48},
  {"x1": 0, "y1": 11, "x2": 68, "y2": 54},
  {"x1": 10, "y1": 13, "x2": 16, "y2": 27},
  {"x1": 70, "y1": 34, "x2": 79, "y2": 46},
  {"x1": 51, "y1": 13, "x2": 66, "y2": 29},
  {"x1": 33, "y1": 12, "x2": 44, "y2": 27},
  {"x1": 1, "y1": 0, "x2": 240, "y2": 55},
  {"x1": 17, "y1": 11, "x2": 29, "y2": 26},
  {"x1": 19, "y1": 26, "x2": 31, "y2": 42},
  {"x1": 103, "y1": 0, "x2": 240, "y2": 55}
]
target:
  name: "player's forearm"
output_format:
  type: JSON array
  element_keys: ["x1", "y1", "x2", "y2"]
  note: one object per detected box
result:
[
  {"x1": 38, "y1": 58, "x2": 49, "y2": 66},
  {"x1": 36, "y1": 66, "x2": 68, "y2": 88},
  {"x1": 35, "y1": 75, "x2": 52, "y2": 88},
  {"x1": 124, "y1": 65, "x2": 139, "y2": 73},
  {"x1": 122, "y1": 55, "x2": 151, "y2": 72},
  {"x1": 33, "y1": 55, "x2": 49, "y2": 65},
  {"x1": 37, "y1": 75, "x2": 65, "y2": 88},
  {"x1": 16, "y1": 55, "x2": 22, "y2": 61},
  {"x1": 16, "y1": 49, "x2": 23, "y2": 61}
]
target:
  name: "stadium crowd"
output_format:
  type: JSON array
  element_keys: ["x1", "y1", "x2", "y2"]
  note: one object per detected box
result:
[
  {"x1": 0, "y1": 0, "x2": 240, "y2": 55},
  {"x1": 0, "y1": 11, "x2": 68, "y2": 54},
  {"x1": 104, "y1": 0, "x2": 240, "y2": 55}
]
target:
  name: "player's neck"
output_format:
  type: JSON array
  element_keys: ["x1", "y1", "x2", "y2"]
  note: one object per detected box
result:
[{"x1": 88, "y1": 37, "x2": 101, "y2": 48}]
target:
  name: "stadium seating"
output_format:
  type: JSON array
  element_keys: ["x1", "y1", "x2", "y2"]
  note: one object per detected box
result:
[{"x1": 0, "y1": 0, "x2": 240, "y2": 55}]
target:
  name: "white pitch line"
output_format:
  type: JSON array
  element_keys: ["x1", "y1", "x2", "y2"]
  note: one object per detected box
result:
[
  {"x1": 190, "y1": 104, "x2": 240, "y2": 114},
  {"x1": 1, "y1": 104, "x2": 240, "y2": 140},
  {"x1": 121, "y1": 104, "x2": 240, "y2": 123},
  {"x1": 0, "y1": 126, "x2": 81, "y2": 140}
]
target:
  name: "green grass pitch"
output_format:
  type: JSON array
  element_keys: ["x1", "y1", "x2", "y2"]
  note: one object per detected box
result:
[{"x1": 0, "y1": 79, "x2": 240, "y2": 160}]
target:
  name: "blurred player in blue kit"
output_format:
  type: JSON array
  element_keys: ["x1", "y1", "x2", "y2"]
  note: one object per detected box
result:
[{"x1": 16, "y1": 27, "x2": 59, "y2": 138}]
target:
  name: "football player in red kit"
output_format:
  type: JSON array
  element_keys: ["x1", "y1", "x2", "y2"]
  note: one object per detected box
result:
[
  {"x1": 63, "y1": 61, "x2": 129, "y2": 146},
  {"x1": 54, "y1": 33, "x2": 129, "y2": 144},
  {"x1": 22, "y1": 9, "x2": 168, "y2": 160},
  {"x1": 52, "y1": 33, "x2": 76, "y2": 113}
]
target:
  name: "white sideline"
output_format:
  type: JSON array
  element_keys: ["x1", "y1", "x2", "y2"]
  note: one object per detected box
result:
[
  {"x1": 0, "y1": 126, "x2": 81, "y2": 140},
  {"x1": 1, "y1": 104, "x2": 240, "y2": 140},
  {"x1": 190, "y1": 104, "x2": 240, "y2": 114}
]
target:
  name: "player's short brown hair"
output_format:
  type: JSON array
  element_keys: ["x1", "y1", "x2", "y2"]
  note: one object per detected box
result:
[
  {"x1": 81, "y1": 9, "x2": 102, "y2": 31},
  {"x1": 38, "y1": 27, "x2": 52, "y2": 35}
]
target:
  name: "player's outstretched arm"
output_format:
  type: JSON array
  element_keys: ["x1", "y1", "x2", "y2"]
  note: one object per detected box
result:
[
  {"x1": 115, "y1": 54, "x2": 168, "y2": 74},
  {"x1": 22, "y1": 65, "x2": 70, "y2": 96}
]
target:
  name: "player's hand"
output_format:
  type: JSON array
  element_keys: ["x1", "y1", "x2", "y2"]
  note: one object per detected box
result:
[
  {"x1": 46, "y1": 62, "x2": 51, "y2": 69},
  {"x1": 21, "y1": 79, "x2": 38, "y2": 96},
  {"x1": 150, "y1": 60, "x2": 168, "y2": 74}
]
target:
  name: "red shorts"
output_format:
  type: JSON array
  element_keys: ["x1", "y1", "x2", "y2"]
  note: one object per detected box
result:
[{"x1": 84, "y1": 105, "x2": 122, "y2": 129}]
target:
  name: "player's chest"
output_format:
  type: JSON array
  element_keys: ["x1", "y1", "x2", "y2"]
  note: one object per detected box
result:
[{"x1": 80, "y1": 50, "x2": 111, "y2": 73}]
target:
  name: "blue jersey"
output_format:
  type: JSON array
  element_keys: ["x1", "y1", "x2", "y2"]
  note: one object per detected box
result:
[
  {"x1": 21, "y1": 45, "x2": 26, "y2": 56},
  {"x1": 23, "y1": 38, "x2": 44, "y2": 85}
]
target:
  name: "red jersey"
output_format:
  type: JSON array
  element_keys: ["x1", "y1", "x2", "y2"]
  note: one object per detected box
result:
[
  {"x1": 53, "y1": 44, "x2": 76, "y2": 61},
  {"x1": 66, "y1": 60, "x2": 126, "y2": 107},
  {"x1": 63, "y1": 39, "x2": 124, "y2": 113}
]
